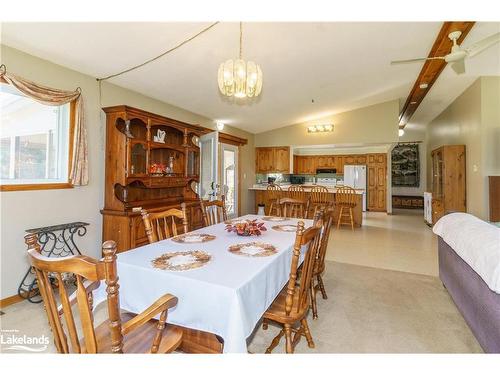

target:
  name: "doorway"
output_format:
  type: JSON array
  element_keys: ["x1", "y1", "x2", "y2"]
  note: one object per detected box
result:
[{"x1": 221, "y1": 143, "x2": 239, "y2": 218}]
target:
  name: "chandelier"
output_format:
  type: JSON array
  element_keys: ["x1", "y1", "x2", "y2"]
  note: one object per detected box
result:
[{"x1": 218, "y1": 22, "x2": 263, "y2": 98}]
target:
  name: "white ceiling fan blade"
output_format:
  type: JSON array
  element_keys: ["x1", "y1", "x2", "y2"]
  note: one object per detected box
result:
[
  {"x1": 390, "y1": 56, "x2": 445, "y2": 65},
  {"x1": 465, "y1": 32, "x2": 500, "y2": 58},
  {"x1": 451, "y1": 60, "x2": 466, "y2": 75}
]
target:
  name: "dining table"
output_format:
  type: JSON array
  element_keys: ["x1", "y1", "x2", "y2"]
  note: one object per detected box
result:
[{"x1": 93, "y1": 214, "x2": 313, "y2": 353}]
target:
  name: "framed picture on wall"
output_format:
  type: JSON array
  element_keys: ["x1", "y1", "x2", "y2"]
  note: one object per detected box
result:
[{"x1": 392, "y1": 143, "x2": 420, "y2": 187}]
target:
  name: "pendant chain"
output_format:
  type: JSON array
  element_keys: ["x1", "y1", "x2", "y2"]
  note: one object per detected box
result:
[{"x1": 239, "y1": 22, "x2": 243, "y2": 60}]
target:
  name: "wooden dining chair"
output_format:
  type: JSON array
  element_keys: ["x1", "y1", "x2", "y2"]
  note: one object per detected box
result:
[
  {"x1": 277, "y1": 197, "x2": 308, "y2": 219},
  {"x1": 261, "y1": 216, "x2": 323, "y2": 354},
  {"x1": 336, "y1": 186, "x2": 356, "y2": 231},
  {"x1": 25, "y1": 234, "x2": 182, "y2": 353},
  {"x1": 310, "y1": 206, "x2": 335, "y2": 319},
  {"x1": 141, "y1": 203, "x2": 189, "y2": 244},
  {"x1": 266, "y1": 184, "x2": 283, "y2": 216},
  {"x1": 310, "y1": 185, "x2": 330, "y2": 218},
  {"x1": 200, "y1": 196, "x2": 228, "y2": 226}
]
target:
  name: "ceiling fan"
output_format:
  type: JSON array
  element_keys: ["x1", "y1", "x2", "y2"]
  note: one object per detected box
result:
[{"x1": 391, "y1": 30, "x2": 500, "y2": 74}]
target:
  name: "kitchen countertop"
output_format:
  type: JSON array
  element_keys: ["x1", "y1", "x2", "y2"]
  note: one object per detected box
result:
[{"x1": 249, "y1": 184, "x2": 365, "y2": 194}]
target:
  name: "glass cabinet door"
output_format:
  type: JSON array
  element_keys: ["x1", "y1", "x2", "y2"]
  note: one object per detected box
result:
[
  {"x1": 432, "y1": 150, "x2": 443, "y2": 198},
  {"x1": 130, "y1": 142, "x2": 147, "y2": 176},
  {"x1": 187, "y1": 150, "x2": 199, "y2": 176}
]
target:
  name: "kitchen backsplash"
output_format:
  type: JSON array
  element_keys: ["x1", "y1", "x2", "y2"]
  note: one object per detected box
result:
[{"x1": 256, "y1": 173, "x2": 344, "y2": 184}]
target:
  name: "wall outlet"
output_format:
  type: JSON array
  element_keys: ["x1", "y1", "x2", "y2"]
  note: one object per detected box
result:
[{"x1": 473, "y1": 164, "x2": 478, "y2": 172}]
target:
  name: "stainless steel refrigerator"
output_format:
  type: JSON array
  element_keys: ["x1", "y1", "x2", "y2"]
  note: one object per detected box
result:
[{"x1": 343, "y1": 165, "x2": 367, "y2": 211}]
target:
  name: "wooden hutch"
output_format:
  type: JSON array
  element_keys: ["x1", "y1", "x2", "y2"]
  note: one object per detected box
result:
[
  {"x1": 431, "y1": 144, "x2": 466, "y2": 223},
  {"x1": 101, "y1": 105, "x2": 210, "y2": 253}
]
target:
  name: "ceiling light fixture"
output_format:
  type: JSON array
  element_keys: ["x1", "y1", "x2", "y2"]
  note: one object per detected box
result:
[
  {"x1": 399, "y1": 128, "x2": 405, "y2": 137},
  {"x1": 308, "y1": 124, "x2": 334, "y2": 133},
  {"x1": 216, "y1": 121, "x2": 225, "y2": 131},
  {"x1": 218, "y1": 22, "x2": 263, "y2": 99}
]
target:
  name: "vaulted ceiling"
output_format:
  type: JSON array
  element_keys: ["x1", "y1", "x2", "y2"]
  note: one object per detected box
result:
[{"x1": 2, "y1": 22, "x2": 499, "y2": 133}]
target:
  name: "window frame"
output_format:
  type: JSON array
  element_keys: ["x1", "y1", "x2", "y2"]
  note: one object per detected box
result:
[{"x1": 0, "y1": 79, "x2": 76, "y2": 192}]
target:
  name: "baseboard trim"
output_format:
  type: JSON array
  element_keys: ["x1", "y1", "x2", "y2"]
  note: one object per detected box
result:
[{"x1": 0, "y1": 294, "x2": 24, "y2": 309}]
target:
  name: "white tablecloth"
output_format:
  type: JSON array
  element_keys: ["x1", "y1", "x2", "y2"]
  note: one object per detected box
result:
[{"x1": 94, "y1": 215, "x2": 313, "y2": 353}]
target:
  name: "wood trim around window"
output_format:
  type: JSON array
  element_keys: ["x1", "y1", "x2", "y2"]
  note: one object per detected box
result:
[
  {"x1": 0, "y1": 182, "x2": 74, "y2": 192},
  {"x1": 0, "y1": 92, "x2": 76, "y2": 192}
]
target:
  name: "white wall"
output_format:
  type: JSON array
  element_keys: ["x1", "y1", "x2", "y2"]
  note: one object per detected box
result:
[
  {"x1": 254, "y1": 100, "x2": 399, "y2": 146},
  {"x1": 425, "y1": 77, "x2": 500, "y2": 220},
  {"x1": 0, "y1": 45, "x2": 254, "y2": 299}
]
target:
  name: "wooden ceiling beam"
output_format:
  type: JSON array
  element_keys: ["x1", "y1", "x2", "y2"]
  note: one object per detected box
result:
[{"x1": 399, "y1": 21, "x2": 475, "y2": 127}]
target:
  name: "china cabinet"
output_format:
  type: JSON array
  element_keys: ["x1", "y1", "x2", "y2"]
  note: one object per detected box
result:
[
  {"x1": 430, "y1": 145, "x2": 466, "y2": 223},
  {"x1": 101, "y1": 105, "x2": 208, "y2": 253}
]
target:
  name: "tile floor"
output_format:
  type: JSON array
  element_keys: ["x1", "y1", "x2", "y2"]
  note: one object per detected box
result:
[{"x1": 327, "y1": 209, "x2": 438, "y2": 276}]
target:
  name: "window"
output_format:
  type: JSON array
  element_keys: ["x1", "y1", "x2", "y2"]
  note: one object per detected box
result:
[{"x1": 0, "y1": 83, "x2": 74, "y2": 190}]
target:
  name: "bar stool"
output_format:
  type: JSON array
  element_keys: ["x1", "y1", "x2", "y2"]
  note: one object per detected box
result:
[
  {"x1": 278, "y1": 197, "x2": 308, "y2": 219},
  {"x1": 310, "y1": 185, "x2": 330, "y2": 218},
  {"x1": 288, "y1": 185, "x2": 309, "y2": 217},
  {"x1": 336, "y1": 186, "x2": 356, "y2": 231},
  {"x1": 266, "y1": 184, "x2": 282, "y2": 216}
]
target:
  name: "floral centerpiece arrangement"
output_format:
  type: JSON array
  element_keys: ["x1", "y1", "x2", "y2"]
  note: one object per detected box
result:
[{"x1": 225, "y1": 219, "x2": 267, "y2": 236}]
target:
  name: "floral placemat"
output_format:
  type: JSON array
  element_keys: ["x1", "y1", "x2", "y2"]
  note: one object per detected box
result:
[
  {"x1": 171, "y1": 233, "x2": 216, "y2": 243},
  {"x1": 152, "y1": 250, "x2": 211, "y2": 271},
  {"x1": 262, "y1": 216, "x2": 287, "y2": 222},
  {"x1": 272, "y1": 224, "x2": 298, "y2": 232},
  {"x1": 228, "y1": 242, "x2": 277, "y2": 257}
]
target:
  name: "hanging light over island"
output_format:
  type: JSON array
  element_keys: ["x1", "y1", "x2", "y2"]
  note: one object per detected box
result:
[{"x1": 218, "y1": 22, "x2": 263, "y2": 98}]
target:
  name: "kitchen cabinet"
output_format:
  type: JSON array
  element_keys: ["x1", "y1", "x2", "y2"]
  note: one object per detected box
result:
[
  {"x1": 293, "y1": 155, "x2": 316, "y2": 174},
  {"x1": 292, "y1": 153, "x2": 372, "y2": 174},
  {"x1": 355, "y1": 155, "x2": 367, "y2": 164},
  {"x1": 274, "y1": 147, "x2": 291, "y2": 172},
  {"x1": 317, "y1": 156, "x2": 335, "y2": 168},
  {"x1": 256, "y1": 146, "x2": 290, "y2": 173},
  {"x1": 343, "y1": 155, "x2": 357, "y2": 165}
]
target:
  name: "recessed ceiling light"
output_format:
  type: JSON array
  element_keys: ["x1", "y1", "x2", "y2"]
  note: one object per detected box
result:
[{"x1": 419, "y1": 83, "x2": 428, "y2": 89}]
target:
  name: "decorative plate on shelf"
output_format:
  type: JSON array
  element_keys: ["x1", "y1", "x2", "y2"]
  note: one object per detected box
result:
[
  {"x1": 171, "y1": 233, "x2": 216, "y2": 243},
  {"x1": 228, "y1": 242, "x2": 277, "y2": 257},
  {"x1": 152, "y1": 250, "x2": 211, "y2": 271},
  {"x1": 272, "y1": 224, "x2": 298, "y2": 232},
  {"x1": 262, "y1": 216, "x2": 287, "y2": 222}
]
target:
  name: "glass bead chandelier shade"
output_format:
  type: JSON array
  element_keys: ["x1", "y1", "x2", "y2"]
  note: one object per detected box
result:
[
  {"x1": 218, "y1": 23, "x2": 263, "y2": 98},
  {"x1": 218, "y1": 59, "x2": 262, "y2": 98}
]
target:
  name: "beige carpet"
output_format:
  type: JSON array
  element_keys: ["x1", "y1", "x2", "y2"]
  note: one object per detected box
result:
[
  {"x1": 247, "y1": 261, "x2": 482, "y2": 353},
  {"x1": 0, "y1": 261, "x2": 482, "y2": 353}
]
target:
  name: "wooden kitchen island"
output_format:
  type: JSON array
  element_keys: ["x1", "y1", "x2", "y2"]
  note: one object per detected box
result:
[{"x1": 250, "y1": 185, "x2": 364, "y2": 227}]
